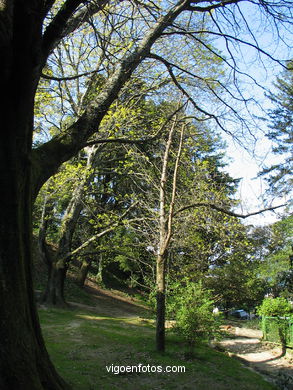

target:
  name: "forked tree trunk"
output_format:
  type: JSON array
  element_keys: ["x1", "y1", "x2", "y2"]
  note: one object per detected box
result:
[
  {"x1": 42, "y1": 262, "x2": 68, "y2": 306},
  {"x1": 38, "y1": 196, "x2": 69, "y2": 306},
  {"x1": 40, "y1": 146, "x2": 98, "y2": 305},
  {"x1": 155, "y1": 115, "x2": 184, "y2": 352}
]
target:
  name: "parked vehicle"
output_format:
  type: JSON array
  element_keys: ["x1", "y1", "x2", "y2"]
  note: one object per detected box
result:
[{"x1": 230, "y1": 309, "x2": 249, "y2": 320}]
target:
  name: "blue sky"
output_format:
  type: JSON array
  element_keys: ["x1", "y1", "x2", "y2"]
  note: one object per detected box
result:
[{"x1": 211, "y1": 2, "x2": 292, "y2": 225}]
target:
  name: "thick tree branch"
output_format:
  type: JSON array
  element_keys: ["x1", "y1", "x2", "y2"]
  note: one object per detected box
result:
[
  {"x1": 84, "y1": 102, "x2": 186, "y2": 146},
  {"x1": 32, "y1": 0, "x2": 192, "y2": 196},
  {"x1": 41, "y1": 68, "x2": 104, "y2": 81},
  {"x1": 42, "y1": 0, "x2": 85, "y2": 55},
  {"x1": 187, "y1": 0, "x2": 241, "y2": 12},
  {"x1": 42, "y1": 0, "x2": 109, "y2": 59}
]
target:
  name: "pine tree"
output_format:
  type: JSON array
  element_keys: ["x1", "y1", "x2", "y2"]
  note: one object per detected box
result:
[{"x1": 262, "y1": 61, "x2": 293, "y2": 196}]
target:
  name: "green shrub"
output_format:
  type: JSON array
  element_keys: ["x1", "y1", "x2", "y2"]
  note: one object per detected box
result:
[
  {"x1": 168, "y1": 280, "x2": 222, "y2": 357},
  {"x1": 257, "y1": 297, "x2": 292, "y2": 317},
  {"x1": 257, "y1": 297, "x2": 292, "y2": 353}
]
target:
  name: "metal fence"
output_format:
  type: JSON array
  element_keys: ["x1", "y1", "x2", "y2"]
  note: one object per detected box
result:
[{"x1": 262, "y1": 316, "x2": 293, "y2": 347}]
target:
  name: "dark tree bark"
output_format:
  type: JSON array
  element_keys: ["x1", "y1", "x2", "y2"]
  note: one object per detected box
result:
[
  {"x1": 0, "y1": 127, "x2": 72, "y2": 390},
  {"x1": 42, "y1": 262, "x2": 69, "y2": 306},
  {"x1": 156, "y1": 254, "x2": 167, "y2": 352},
  {"x1": 38, "y1": 193, "x2": 68, "y2": 306},
  {"x1": 0, "y1": 3, "x2": 72, "y2": 388},
  {"x1": 278, "y1": 323, "x2": 288, "y2": 357}
]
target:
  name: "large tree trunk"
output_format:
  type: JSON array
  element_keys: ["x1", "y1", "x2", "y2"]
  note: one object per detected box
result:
[
  {"x1": 42, "y1": 262, "x2": 68, "y2": 306},
  {"x1": 0, "y1": 94, "x2": 71, "y2": 390},
  {"x1": 0, "y1": 3, "x2": 71, "y2": 388}
]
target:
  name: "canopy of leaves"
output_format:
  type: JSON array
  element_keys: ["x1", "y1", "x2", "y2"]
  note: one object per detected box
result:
[{"x1": 256, "y1": 214, "x2": 293, "y2": 299}]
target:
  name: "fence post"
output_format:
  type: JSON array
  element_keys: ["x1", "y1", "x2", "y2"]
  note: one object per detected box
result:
[{"x1": 261, "y1": 316, "x2": 267, "y2": 341}]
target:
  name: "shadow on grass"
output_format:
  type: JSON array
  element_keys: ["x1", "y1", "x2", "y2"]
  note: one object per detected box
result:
[{"x1": 39, "y1": 306, "x2": 279, "y2": 390}]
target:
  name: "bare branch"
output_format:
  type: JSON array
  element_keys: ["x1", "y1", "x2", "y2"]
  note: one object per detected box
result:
[
  {"x1": 33, "y1": 1, "x2": 193, "y2": 195},
  {"x1": 41, "y1": 68, "x2": 104, "y2": 81},
  {"x1": 174, "y1": 202, "x2": 287, "y2": 218},
  {"x1": 148, "y1": 52, "x2": 230, "y2": 134},
  {"x1": 187, "y1": 0, "x2": 241, "y2": 13}
]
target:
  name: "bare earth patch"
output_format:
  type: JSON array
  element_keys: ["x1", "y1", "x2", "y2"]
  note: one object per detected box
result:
[{"x1": 68, "y1": 278, "x2": 149, "y2": 318}]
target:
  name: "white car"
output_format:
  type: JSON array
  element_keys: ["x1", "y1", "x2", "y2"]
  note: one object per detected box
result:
[{"x1": 230, "y1": 309, "x2": 249, "y2": 320}]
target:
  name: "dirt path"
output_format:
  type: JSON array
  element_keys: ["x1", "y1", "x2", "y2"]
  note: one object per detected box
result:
[{"x1": 217, "y1": 326, "x2": 293, "y2": 390}]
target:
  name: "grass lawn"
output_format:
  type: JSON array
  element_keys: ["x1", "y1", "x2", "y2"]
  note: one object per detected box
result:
[{"x1": 39, "y1": 306, "x2": 278, "y2": 390}]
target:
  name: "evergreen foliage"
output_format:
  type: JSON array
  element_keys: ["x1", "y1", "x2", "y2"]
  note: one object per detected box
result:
[{"x1": 261, "y1": 61, "x2": 293, "y2": 196}]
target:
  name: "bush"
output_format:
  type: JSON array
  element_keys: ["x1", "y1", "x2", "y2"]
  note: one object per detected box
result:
[
  {"x1": 257, "y1": 297, "x2": 292, "y2": 317},
  {"x1": 168, "y1": 280, "x2": 222, "y2": 357},
  {"x1": 257, "y1": 297, "x2": 292, "y2": 354}
]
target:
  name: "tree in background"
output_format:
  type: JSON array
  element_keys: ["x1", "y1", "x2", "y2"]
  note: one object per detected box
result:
[
  {"x1": 175, "y1": 217, "x2": 266, "y2": 314},
  {"x1": 256, "y1": 214, "x2": 293, "y2": 299},
  {"x1": 34, "y1": 84, "x2": 181, "y2": 304},
  {"x1": 124, "y1": 105, "x2": 250, "y2": 351},
  {"x1": 261, "y1": 61, "x2": 293, "y2": 197}
]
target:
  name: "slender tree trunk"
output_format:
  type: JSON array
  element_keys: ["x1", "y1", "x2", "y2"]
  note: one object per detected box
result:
[
  {"x1": 155, "y1": 115, "x2": 184, "y2": 352},
  {"x1": 96, "y1": 254, "x2": 104, "y2": 285},
  {"x1": 77, "y1": 259, "x2": 91, "y2": 287},
  {"x1": 156, "y1": 253, "x2": 167, "y2": 352},
  {"x1": 278, "y1": 325, "x2": 287, "y2": 357},
  {"x1": 41, "y1": 146, "x2": 99, "y2": 304}
]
